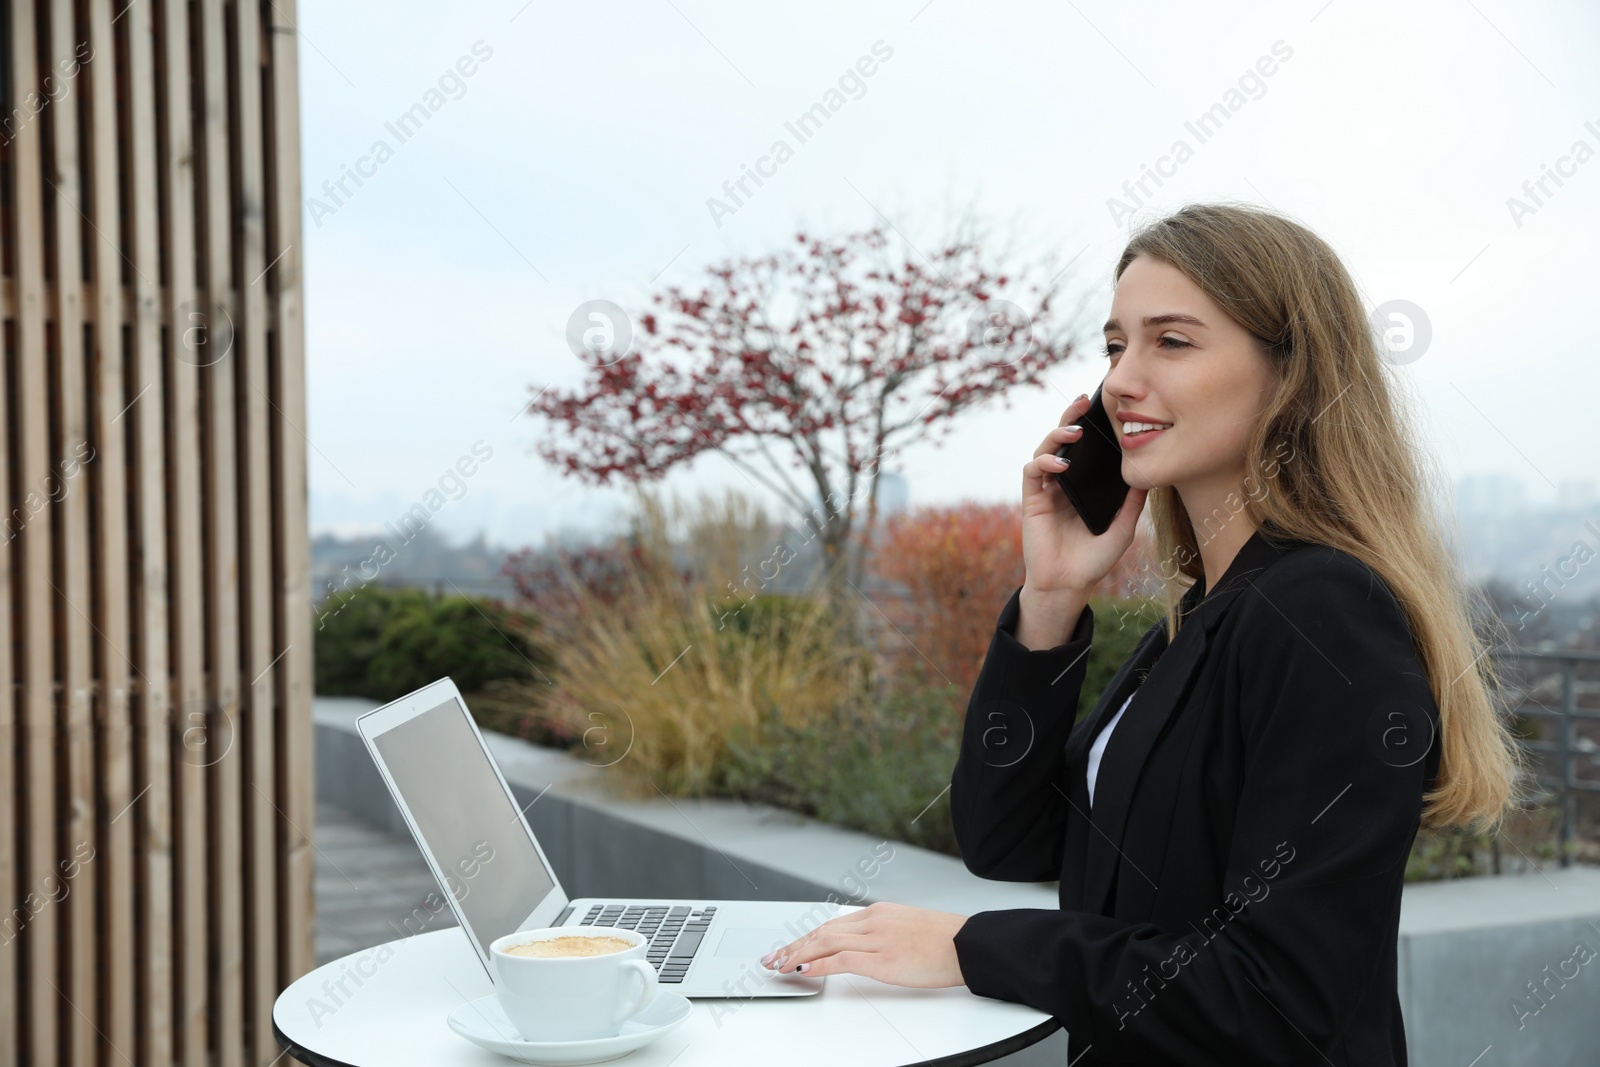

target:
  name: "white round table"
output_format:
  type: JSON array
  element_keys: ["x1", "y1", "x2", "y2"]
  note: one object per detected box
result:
[{"x1": 274, "y1": 926, "x2": 1061, "y2": 1066}]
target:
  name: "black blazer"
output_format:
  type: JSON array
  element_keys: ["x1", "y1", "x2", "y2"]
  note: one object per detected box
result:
[{"x1": 950, "y1": 528, "x2": 1441, "y2": 1067}]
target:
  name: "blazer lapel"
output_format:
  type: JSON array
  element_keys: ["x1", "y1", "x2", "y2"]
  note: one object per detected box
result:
[
  {"x1": 1077, "y1": 528, "x2": 1301, "y2": 917},
  {"x1": 1063, "y1": 620, "x2": 1167, "y2": 770}
]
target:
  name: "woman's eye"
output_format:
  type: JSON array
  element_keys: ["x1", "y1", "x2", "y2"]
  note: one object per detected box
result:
[{"x1": 1101, "y1": 336, "x2": 1190, "y2": 357}]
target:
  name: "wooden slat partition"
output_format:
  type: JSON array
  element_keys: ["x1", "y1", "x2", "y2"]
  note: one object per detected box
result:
[
  {"x1": 0, "y1": 0, "x2": 315, "y2": 1063},
  {"x1": 196, "y1": 3, "x2": 245, "y2": 1065},
  {"x1": 231, "y1": 1, "x2": 282, "y2": 1060},
  {"x1": 266, "y1": 0, "x2": 316, "y2": 992},
  {"x1": 9, "y1": 6, "x2": 60, "y2": 1067},
  {"x1": 155, "y1": 1, "x2": 212, "y2": 1062},
  {"x1": 0, "y1": 10, "x2": 18, "y2": 1064},
  {"x1": 84, "y1": 0, "x2": 136, "y2": 1059},
  {"x1": 42, "y1": 2, "x2": 96, "y2": 1064},
  {"x1": 0, "y1": 275, "x2": 12, "y2": 1067},
  {"x1": 124, "y1": 2, "x2": 179, "y2": 1061}
]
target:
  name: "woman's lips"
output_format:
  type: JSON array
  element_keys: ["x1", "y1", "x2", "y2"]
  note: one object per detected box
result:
[{"x1": 1121, "y1": 425, "x2": 1169, "y2": 449}]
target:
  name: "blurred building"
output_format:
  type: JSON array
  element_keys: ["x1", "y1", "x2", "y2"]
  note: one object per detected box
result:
[
  {"x1": 876, "y1": 469, "x2": 909, "y2": 515},
  {"x1": 1559, "y1": 479, "x2": 1598, "y2": 512},
  {"x1": 1455, "y1": 473, "x2": 1529, "y2": 515}
]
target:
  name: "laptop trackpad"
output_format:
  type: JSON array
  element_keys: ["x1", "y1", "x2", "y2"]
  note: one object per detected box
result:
[{"x1": 714, "y1": 928, "x2": 790, "y2": 958}]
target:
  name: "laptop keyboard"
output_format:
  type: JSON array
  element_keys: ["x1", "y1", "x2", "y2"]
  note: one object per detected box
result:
[{"x1": 577, "y1": 904, "x2": 717, "y2": 984}]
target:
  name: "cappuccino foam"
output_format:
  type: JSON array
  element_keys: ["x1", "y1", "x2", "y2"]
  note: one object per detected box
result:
[{"x1": 504, "y1": 934, "x2": 633, "y2": 958}]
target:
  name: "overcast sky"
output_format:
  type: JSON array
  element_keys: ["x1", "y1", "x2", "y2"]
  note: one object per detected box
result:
[{"x1": 296, "y1": 0, "x2": 1599, "y2": 550}]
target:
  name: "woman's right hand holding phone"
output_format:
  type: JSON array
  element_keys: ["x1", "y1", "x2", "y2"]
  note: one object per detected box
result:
[{"x1": 1016, "y1": 392, "x2": 1148, "y2": 650}]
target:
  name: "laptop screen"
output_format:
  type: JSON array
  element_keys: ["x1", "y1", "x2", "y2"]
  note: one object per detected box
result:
[{"x1": 370, "y1": 696, "x2": 556, "y2": 959}]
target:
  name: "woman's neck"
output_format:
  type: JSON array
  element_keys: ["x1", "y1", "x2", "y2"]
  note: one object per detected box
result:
[{"x1": 1177, "y1": 481, "x2": 1258, "y2": 594}]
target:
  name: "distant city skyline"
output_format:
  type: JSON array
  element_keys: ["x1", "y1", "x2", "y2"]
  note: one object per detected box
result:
[{"x1": 313, "y1": 468, "x2": 1593, "y2": 554}]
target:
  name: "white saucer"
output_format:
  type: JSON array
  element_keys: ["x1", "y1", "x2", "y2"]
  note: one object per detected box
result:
[{"x1": 447, "y1": 990, "x2": 692, "y2": 1065}]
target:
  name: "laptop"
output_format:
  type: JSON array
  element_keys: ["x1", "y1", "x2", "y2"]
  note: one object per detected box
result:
[{"x1": 355, "y1": 677, "x2": 840, "y2": 998}]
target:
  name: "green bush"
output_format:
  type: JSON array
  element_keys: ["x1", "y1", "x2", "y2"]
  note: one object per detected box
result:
[
  {"x1": 314, "y1": 586, "x2": 556, "y2": 704},
  {"x1": 710, "y1": 682, "x2": 964, "y2": 856},
  {"x1": 701, "y1": 595, "x2": 1183, "y2": 861},
  {"x1": 669, "y1": 589, "x2": 1565, "y2": 884},
  {"x1": 706, "y1": 592, "x2": 835, "y2": 658},
  {"x1": 313, "y1": 585, "x2": 416, "y2": 696},
  {"x1": 1080, "y1": 595, "x2": 1167, "y2": 720}
]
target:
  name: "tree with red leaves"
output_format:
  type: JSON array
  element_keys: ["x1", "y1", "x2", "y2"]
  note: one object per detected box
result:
[
  {"x1": 522, "y1": 219, "x2": 1087, "y2": 639},
  {"x1": 871, "y1": 501, "x2": 1159, "y2": 703}
]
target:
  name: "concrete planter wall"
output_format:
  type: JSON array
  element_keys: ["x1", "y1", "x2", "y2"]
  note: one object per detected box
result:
[{"x1": 315, "y1": 698, "x2": 1600, "y2": 1066}]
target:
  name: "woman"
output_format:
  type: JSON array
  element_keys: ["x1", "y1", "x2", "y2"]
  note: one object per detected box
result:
[{"x1": 757, "y1": 202, "x2": 1526, "y2": 1065}]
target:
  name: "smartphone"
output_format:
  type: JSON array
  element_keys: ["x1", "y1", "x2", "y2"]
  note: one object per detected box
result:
[{"x1": 1052, "y1": 383, "x2": 1129, "y2": 535}]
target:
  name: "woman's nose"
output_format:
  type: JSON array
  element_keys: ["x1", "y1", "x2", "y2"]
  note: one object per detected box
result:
[{"x1": 1101, "y1": 356, "x2": 1140, "y2": 409}]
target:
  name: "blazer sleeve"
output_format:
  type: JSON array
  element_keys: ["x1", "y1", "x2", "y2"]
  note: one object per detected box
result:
[
  {"x1": 949, "y1": 584, "x2": 1096, "y2": 882},
  {"x1": 952, "y1": 557, "x2": 1438, "y2": 1065}
]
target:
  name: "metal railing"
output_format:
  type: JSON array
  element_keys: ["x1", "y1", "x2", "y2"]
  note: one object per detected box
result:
[{"x1": 1493, "y1": 648, "x2": 1600, "y2": 867}]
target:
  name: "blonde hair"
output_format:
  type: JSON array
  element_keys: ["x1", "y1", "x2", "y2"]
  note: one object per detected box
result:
[{"x1": 1117, "y1": 201, "x2": 1527, "y2": 833}]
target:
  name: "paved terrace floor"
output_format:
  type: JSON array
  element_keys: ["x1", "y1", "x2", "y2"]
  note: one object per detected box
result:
[{"x1": 314, "y1": 801, "x2": 459, "y2": 967}]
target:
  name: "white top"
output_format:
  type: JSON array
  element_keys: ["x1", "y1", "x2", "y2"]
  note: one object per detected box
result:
[{"x1": 1086, "y1": 692, "x2": 1134, "y2": 808}]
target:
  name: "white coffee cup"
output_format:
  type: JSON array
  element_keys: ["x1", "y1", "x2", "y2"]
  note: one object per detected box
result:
[{"x1": 489, "y1": 927, "x2": 659, "y2": 1042}]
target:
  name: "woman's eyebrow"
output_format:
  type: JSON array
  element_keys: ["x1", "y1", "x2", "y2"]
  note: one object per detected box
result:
[{"x1": 1102, "y1": 312, "x2": 1209, "y2": 333}]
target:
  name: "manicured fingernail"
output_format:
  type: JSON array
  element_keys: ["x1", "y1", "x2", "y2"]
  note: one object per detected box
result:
[
  {"x1": 760, "y1": 952, "x2": 774, "y2": 965},
  {"x1": 1064, "y1": 424, "x2": 1081, "y2": 432},
  {"x1": 795, "y1": 963, "x2": 807, "y2": 972}
]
